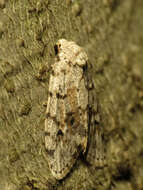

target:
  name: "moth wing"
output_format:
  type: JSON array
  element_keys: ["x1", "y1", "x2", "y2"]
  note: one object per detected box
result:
[
  {"x1": 86, "y1": 62, "x2": 105, "y2": 167},
  {"x1": 45, "y1": 63, "x2": 88, "y2": 180}
]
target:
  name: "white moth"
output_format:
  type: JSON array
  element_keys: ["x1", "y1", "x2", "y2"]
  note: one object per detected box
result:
[{"x1": 45, "y1": 39, "x2": 104, "y2": 180}]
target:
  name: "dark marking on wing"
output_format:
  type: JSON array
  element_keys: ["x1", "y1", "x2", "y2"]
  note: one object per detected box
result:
[
  {"x1": 45, "y1": 132, "x2": 50, "y2": 136},
  {"x1": 49, "y1": 91, "x2": 53, "y2": 97},
  {"x1": 57, "y1": 129, "x2": 64, "y2": 137},
  {"x1": 46, "y1": 149, "x2": 55, "y2": 157},
  {"x1": 56, "y1": 93, "x2": 67, "y2": 99},
  {"x1": 46, "y1": 113, "x2": 60, "y2": 126}
]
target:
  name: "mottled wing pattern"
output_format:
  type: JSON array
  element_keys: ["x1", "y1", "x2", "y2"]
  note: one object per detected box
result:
[{"x1": 45, "y1": 39, "x2": 89, "y2": 180}]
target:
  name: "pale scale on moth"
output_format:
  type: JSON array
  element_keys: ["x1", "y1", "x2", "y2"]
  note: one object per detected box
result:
[{"x1": 45, "y1": 39, "x2": 104, "y2": 180}]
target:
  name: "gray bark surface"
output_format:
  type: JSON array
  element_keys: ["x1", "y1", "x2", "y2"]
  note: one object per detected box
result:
[{"x1": 0, "y1": 0, "x2": 143, "y2": 189}]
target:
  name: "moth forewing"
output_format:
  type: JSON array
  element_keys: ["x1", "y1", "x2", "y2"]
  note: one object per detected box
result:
[
  {"x1": 45, "y1": 39, "x2": 89, "y2": 180},
  {"x1": 45, "y1": 39, "x2": 105, "y2": 180}
]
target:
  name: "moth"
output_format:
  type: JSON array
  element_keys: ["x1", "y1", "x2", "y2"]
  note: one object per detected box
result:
[{"x1": 45, "y1": 39, "x2": 104, "y2": 180}]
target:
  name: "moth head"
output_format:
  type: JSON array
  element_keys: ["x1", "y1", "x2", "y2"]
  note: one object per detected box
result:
[
  {"x1": 54, "y1": 39, "x2": 88, "y2": 67},
  {"x1": 54, "y1": 39, "x2": 67, "y2": 55}
]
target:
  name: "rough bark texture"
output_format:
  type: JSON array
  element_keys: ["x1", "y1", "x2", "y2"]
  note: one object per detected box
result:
[{"x1": 0, "y1": 0, "x2": 143, "y2": 189}]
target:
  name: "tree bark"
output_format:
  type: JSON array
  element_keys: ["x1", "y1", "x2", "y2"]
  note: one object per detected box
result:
[{"x1": 0, "y1": 0, "x2": 143, "y2": 189}]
